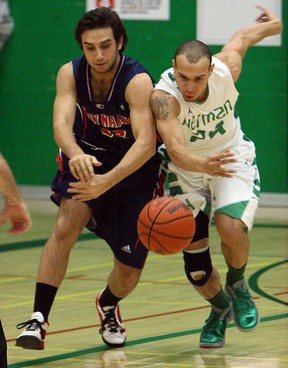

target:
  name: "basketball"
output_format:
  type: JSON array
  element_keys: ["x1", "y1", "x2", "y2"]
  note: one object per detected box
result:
[{"x1": 137, "y1": 196, "x2": 196, "y2": 255}]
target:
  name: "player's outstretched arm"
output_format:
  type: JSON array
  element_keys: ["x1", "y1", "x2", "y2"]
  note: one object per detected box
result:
[{"x1": 215, "y1": 5, "x2": 283, "y2": 82}]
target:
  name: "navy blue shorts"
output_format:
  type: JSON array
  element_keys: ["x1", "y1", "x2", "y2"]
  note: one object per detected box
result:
[{"x1": 51, "y1": 151, "x2": 161, "y2": 269}]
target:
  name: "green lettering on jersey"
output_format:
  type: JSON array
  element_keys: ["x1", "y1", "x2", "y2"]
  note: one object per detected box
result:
[
  {"x1": 182, "y1": 98, "x2": 234, "y2": 142},
  {"x1": 202, "y1": 111, "x2": 215, "y2": 125},
  {"x1": 182, "y1": 118, "x2": 190, "y2": 128}
]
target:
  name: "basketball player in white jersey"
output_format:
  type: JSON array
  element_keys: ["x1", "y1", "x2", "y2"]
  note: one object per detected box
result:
[{"x1": 151, "y1": 5, "x2": 282, "y2": 347}]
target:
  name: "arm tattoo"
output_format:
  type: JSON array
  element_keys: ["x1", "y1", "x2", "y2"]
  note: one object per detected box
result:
[{"x1": 151, "y1": 95, "x2": 170, "y2": 120}]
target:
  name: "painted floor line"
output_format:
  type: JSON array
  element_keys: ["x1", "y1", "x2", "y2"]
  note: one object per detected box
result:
[{"x1": 249, "y1": 259, "x2": 288, "y2": 306}]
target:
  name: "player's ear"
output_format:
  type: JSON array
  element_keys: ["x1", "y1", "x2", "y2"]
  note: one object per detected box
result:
[
  {"x1": 172, "y1": 59, "x2": 177, "y2": 75},
  {"x1": 117, "y1": 36, "x2": 123, "y2": 51},
  {"x1": 208, "y1": 63, "x2": 215, "y2": 76}
]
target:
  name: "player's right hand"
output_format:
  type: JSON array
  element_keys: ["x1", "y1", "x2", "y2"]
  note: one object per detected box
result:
[
  {"x1": 0, "y1": 201, "x2": 32, "y2": 234},
  {"x1": 203, "y1": 149, "x2": 238, "y2": 178},
  {"x1": 69, "y1": 153, "x2": 102, "y2": 181}
]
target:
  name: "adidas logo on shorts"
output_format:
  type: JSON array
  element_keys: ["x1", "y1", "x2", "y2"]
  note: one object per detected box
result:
[{"x1": 121, "y1": 245, "x2": 131, "y2": 253}]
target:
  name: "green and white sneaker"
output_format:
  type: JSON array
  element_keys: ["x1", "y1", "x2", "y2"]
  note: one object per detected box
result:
[
  {"x1": 226, "y1": 279, "x2": 260, "y2": 332},
  {"x1": 199, "y1": 305, "x2": 232, "y2": 348}
]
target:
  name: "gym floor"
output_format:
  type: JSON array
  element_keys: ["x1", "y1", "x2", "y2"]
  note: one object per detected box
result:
[{"x1": 1, "y1": 197, "x2": 287, "y2": 367}]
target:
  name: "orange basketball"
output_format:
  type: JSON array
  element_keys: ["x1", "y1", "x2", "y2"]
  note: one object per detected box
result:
[{"x1": 137, "y1": 196, "x2": 196, "y2": 255}]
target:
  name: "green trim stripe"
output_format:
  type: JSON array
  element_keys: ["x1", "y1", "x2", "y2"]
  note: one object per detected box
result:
[{"x1": 215, "y1": 200, "x2": 248, "y2": 219}]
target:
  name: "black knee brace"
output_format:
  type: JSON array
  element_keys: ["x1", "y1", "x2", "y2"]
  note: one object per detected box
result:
[
  {"x1": 192, "y1": 210, "x2": 209, "y2": 242},
  {"x1": 183, "y1": 247, "x2": 212, "y2": 286}
]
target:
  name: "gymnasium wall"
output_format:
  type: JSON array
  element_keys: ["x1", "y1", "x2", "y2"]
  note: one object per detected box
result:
[{"x1": 0, "y1": 0, "x2": 287, "y2": 194}]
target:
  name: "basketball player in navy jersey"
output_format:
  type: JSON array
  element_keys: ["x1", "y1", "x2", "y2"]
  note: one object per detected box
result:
[
  {"x1": 15, "y1": 6, "x2": 159, "y2": 350},
  {"x1": 16, "y1": 7, "x2": 236, "y2": 350}
]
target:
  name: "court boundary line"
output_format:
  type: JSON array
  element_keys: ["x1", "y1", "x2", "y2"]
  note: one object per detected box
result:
[{"x1": 249, "y1": 259, "x2": 288, "y2": 306}]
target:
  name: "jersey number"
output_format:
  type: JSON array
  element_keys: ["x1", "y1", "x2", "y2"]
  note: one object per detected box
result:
[
  {"x1": 101, "y1": 128, "x2": 127, "y2": 138},
  {"x1": 190, "y1": 120, "x2": 226, "y2": 142}
]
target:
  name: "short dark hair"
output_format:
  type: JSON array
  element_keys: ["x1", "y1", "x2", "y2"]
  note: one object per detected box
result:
[
  {"x1": 174, "y1": 40, "x2": 212, "y2": 67},
  {"x1": 75, "y1": 7, "x2": 128, "y2": 52}
]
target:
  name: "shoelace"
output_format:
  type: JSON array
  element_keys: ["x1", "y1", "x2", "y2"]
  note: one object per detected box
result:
[
  {"x1": 233, "y1": 287, "x2": 253, "y2": 313},
  {"x1": 204, "y1": 308, "x2": 230, "y2": 335},
  {"x1": 203, "y1": 311, "x2": 222, "y2": 334},
  {"x1": 16, "y1": 319, "x2": 45, "y2": 338},
  {"x1": 100, "y1": 309, "x2": 120, "y2": 334}
]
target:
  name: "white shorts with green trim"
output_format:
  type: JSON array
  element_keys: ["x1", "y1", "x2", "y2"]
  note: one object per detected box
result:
[{"x1": 164, "y1": 139, "x2": 260, "y2": 231}]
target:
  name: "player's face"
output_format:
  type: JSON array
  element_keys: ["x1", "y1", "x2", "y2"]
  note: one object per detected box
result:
[
  {"x1": 81, "y1": 27, "x2": 122, "y2": 74},
  {"x1": 173, "y1": 55, "x2": 214, "y2": 102}
]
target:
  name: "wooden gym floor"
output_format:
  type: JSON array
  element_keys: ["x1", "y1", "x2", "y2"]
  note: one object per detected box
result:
[{"x1": 0, "y1": 197, "x2": 287, "y2": 367}]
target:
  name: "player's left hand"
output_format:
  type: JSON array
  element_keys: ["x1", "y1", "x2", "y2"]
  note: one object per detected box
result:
[
  {"x1": 68, "y1": 175, "x2": 110, "y2": 201},
  {"x1": 255, "y1": 4, "x2": 278, "y2": 23}
]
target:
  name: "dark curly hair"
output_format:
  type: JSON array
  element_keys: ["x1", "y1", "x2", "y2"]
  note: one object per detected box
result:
[{"x1": 75, "y1": 7, "x2": 128, "y2": 52}]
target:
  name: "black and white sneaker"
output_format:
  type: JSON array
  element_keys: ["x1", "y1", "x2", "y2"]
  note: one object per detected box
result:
[
  {"x1": 96, "y1": 292, "x2": 127, "y2": 348},
  {"x1": 16, "y1": 312, "x2": 48, "y2": 350}
]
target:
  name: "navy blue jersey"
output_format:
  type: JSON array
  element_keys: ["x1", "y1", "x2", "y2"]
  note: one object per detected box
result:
[
  {"x1": 73, "y1": 55, "x2": 153, "y2": 156},
  {"x1": 64, "y1": 54, "x2": 160, "y2": 183}
]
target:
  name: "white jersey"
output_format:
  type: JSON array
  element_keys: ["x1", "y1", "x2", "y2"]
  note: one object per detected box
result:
[
  {"x1": 154, "y1": 57, "x2": 243, "y2": 156},
  {"x1": 154, "y1": 57, "x2": 260, "y2": 229}
]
